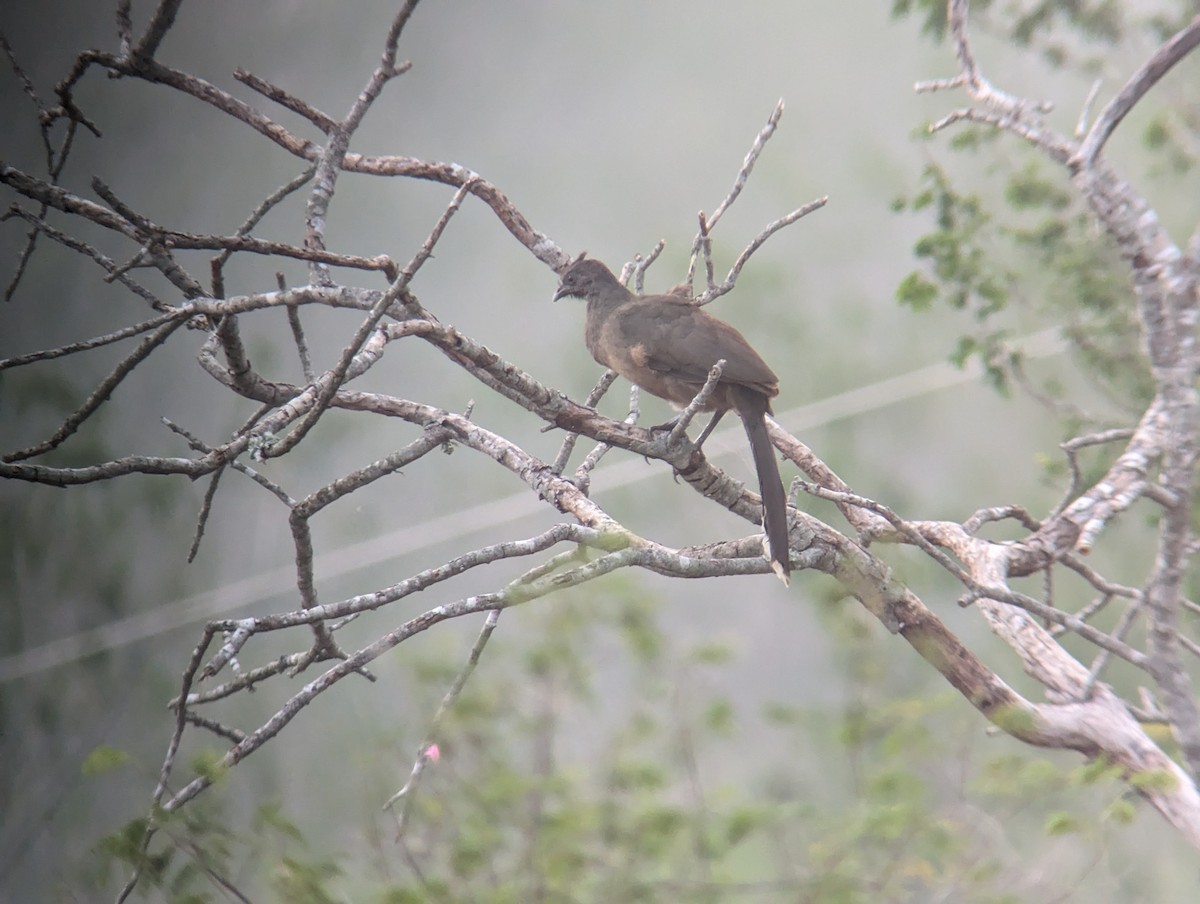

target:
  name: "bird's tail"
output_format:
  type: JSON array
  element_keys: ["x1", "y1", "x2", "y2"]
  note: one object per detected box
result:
[{"x1": 734, "y1": 390, "x2": 790, "y2": 586}]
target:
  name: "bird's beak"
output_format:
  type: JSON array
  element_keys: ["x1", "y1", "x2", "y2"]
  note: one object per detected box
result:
[{"x1": 552, "y1": 284, "x2": 570, "y2": 302}]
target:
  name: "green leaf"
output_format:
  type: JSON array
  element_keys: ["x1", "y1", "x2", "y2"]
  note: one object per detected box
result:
[
  {"x1": 1104, "y1": 797, "x2": 1137, "y2": 825},
  {"x1": 949, "y1": 335, "x2": 977, "y2": 368},
  {"x1": 1044, "y1": 812, "x2": 1080, "y2": 835},
  {"x1": 1005, "y1": 164, "x2": 1070, "y2": 210},
  {"x1": 1143, "y1": 117, "x2": 1169, "y2": 149},
  {"x1": 724, "y1": 806, "x2": 768, "y2": 846},
  {"x1": 190, "y1": 749, "x2": 230, "y2": 784},
  {"x1": 762, "y1": 702, "x2": 802, "y2": 725},
  {"x1": 81, "y1": 744, "x2": 130, "y2": 775},
  {"x1": 897, "y1": 271, "x2": 939, "y2": 310},
  {"x1": 704, "y1": 698, "x2": 735, "y2": 734},
  {"x1": 1075, "y1": 756, "x2": 1123, "y2": 786},
  {"x1": 378, "y1": 886, "x2": 439, "y2": 904},
  {"x1": 688, "y1": 642, "x2": 733, "y2": 666},
  {"x1": 253, "y1": 799, "x2": 305, "y2": 842}
]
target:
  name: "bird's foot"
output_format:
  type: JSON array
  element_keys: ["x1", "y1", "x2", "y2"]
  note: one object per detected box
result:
[{"x1": 648, "y1": 415, "x2": 684, "y2": 434}]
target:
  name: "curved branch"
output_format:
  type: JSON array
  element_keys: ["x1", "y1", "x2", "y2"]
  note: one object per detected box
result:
[
  {"x1": 1074, "y1": 15, "x2": 1200, "y2": 169},
  {"x1": 47, "y1": 48, "x2": 566, "y2": 269}
]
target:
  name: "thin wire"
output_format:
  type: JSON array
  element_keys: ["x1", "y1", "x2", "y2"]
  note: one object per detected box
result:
[{"x1": 0, "y1": 329, "x2": 1065, "y2": 681}]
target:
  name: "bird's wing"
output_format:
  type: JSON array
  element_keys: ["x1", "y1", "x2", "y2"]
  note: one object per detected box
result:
[{"x1": 620, "y1": 299, "x2": 778, "y2": 393}]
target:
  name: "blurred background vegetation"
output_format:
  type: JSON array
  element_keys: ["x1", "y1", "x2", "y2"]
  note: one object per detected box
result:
[{"x1": 1, "y1": 0, "x2": 1197, "y2": 900}]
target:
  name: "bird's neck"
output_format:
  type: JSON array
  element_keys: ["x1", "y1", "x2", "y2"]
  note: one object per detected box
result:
[
  {"x1": 584, "y1": 283, "x2": 631, "y2": 364},
  {"x1": 585, "y1": 282, "x2": 632, "y2": 320}
]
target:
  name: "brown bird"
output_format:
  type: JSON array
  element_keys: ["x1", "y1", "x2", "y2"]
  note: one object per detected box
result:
[{"x1": 554, "y1": 257, "x2": 790, "y2": 584}]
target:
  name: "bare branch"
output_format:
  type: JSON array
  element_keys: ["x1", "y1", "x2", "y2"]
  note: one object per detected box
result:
[
  {"x1": 961, "y1": 505, "x2": 1040, "y2": 535},
  {"x1": 265, "y1": 180, "x2": 474, "y2": 459},
  {"x1": 385, "y1": 605, "x2": 506, "y2": 831},
  {"x1": 695, "y1": 211, "x2": 715, "y2": 292},
  {"x1": 115, "y1": 1, "x2": 132, "y2": 54},
  {"x1": 164, "y1": 526, "x2": 814, "y2": 811},
  {"x1": 688, "y1": 98, "x2": 785, "y2": 282},
  {"x1": 927, "y1": 108, "x2": 1073, "y2": 162},
  {"x1": 1, "y1": 163, "x2": 135, "y2": 235},
  {"x1": 1050, "y1": 427, "x2": 1137, "y2": 519},
  {"x1": 1074, "y1": 15, "x2": 1200, "y2": 168},
  {"x1": 549, "y1": 369, "x2": 619, "y2": 475},
  {"x1": 178, "y1": 653, "x2": 308, "y2": 706},
  {"x1": 42, "y1": 45, "x2": 565, "y2": 267},
  {"x1": 3, "y1": 317, "x2": 188, "y2": 462},
  {"x1": 162, "y1": 417, "x2": 294, "y2": 506},
  {"x1": 697, "y1": 197, "x2": 827, "y2": 305},
  {"x1": 303, "y1": 0, "x2": 420, "y2": 285},
  {"x1": 573, "y1": 383, "x2": 643, "y2": 492},
  {"x1": 797, "y1": 481, "x2": 972, "y2": 583},
  {"x1": 1145, "y1": 440, "x2": 1200, "y2": 776},
  {"x1": 187, "y1": 467, "x2": 225, "y2": 564},
  {"x1": 1081, "y1": 596, "x2": 1142, "y2": 700},
  {"x1": 632, "y1": 240, "x2": 665, "y2": 293},
  {"x1": 944, "y1": 0, "x2": 1053, "y2": 117},
  {"x1": 131, "y1": 0, "x2": 184, "y2": 62},
  {"x1": 233, "y1": 68, "x2": 339, "y2": 133},
  {"x1": 211, "y1": 165, "x2": 318, "y2": 296},
  {"x1": 1, "y1": 205, "x2": 168, "y2": 309},
  {"x1": 0, "y1": 311, "x2": 181, "y2": 371},
  {"x1": 287, "y1": 421, "x2": 454, "y2": 612},
  {"x1": 668, "y1": 359, "x2": 725, "y2": 446},
  {"x1": 1075, "y1": 78, "x2": 1104, "y2": 138}
]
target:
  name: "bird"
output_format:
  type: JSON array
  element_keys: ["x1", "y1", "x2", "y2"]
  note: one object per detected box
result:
[{"x1": 554, "y1": 257, "x2": 790, "y2": 584}]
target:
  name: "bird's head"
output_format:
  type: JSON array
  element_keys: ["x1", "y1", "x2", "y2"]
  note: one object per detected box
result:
[{"x1": 553, "y1": 257, "x2": 620, "y2": 302}]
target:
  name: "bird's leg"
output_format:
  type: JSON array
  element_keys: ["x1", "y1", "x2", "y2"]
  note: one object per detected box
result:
[
  {"x1": 659, "y1": 409, "x2": 725, "y2": 486},
  {"x1": 649, "y1": 408, "x2": 723, "y2": 452},
  {"x1": 692, "y1": 410, "x2": 725, "y2": 450},
  {"x1": 649, "y1": 412, "x2": 684, "y2": 433}
]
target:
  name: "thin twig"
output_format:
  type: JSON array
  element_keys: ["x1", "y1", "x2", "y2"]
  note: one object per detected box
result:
[
  {"x1": 279, "y1": 271, "x2": 314, "y2": 381},
  {"x1": 0, "y1": 311, "x2": 181, "y2": 371},
  {"x1": 574, "y1": 383, "x2": 641, "y2": 491},
  {"x1": 1075, "y1": 79, "x2": 1104, "y2": 138},
  {"x1": 234, "y1": 68, "x2": 339, "y2": 133},
  {"x1": 287, "y1": 422, "x2": 455, "y2": 611},
  {"x1": 162, "y1": 418, "x2": 295, "y2": 506},
  {"x1": 1050, "y1": 428, "x2": 1135, "y2": 519},
  {"x1": 303, "y1": 0, "x2": 419, "y2": 285},
  {"x1": 385, "y1": 606, "x2": 506, "y2": 835},
  {"x1": 668, "y1": 360, "x2": 725, "y2": 447},
  {"x1": 697, "y1": 211, "x2": 715, "y2": 292},
  {"x1": 115, "y1": 1, "x2": 132, "y2": 53},
  {"x1": 4, "y1": 318, "x2": 188, "y2": 462},
  {"x1": 688, "y1": 98, "x2": 785, "y2": 283},
  {"x1": 797, "y1": 480, "x2": 973, "y2": 585},
  {"x1": 549, "y1": 370, "x2": 619, "y2": 473},
  {"x1": 962, "y1": 505, "x2": 1041, "y2": 535},
  {"x1": 211, "y1": 164, "x2": 318, "y2": 297},
  {"x1": 632, "y1": 240, "x2": 666, "y2": 293},
  {"x1": 1, "y1": 205, "x2": 167, "y2": 310},
  {"x1": 1080, "y1": 595, "x2": 1142, "y2": 700},
  {"x1": 265, "y1": 180, "x2": 474, "y2": 459},
  {"x1": 697, "y1": 197, "x2": 828, "y2": 305},
  {"x1": 1074, "y1": 15, "x2": 1200, "y2": 168}
]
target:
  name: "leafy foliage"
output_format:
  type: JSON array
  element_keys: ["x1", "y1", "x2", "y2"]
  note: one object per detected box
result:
[
  {"x1": 82, "y1": 588, "x2": 1170, "y2": 902},
  {"x1": 894, "y1": 149, "x2": 1152, "y2": 410},
  {"x1": 891, "y1": 0, "x2": 1198, "y2": 420}
]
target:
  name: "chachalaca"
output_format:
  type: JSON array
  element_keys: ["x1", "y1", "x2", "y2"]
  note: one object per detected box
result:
[{"x1": 554, "y1": 257, "x2": 790, "y2": 584}]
